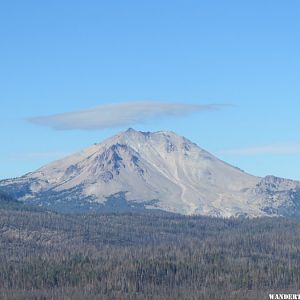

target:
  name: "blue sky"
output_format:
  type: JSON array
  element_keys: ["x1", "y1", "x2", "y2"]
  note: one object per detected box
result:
[{"x1": 1, "y1": 0, "x2": 300, "y2": 180}]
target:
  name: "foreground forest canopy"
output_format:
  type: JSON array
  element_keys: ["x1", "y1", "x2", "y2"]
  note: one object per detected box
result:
[{"x1": 0, "y1": 205, "x2": 300, "y2": 299}]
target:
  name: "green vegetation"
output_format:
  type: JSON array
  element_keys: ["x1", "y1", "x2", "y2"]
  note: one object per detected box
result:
[
  {"x1": 0, "y1": 191, "x2": 45, "y2": 212},
  {"x1": 0, "y1": 208, "x2": 300, "y2": 299}
]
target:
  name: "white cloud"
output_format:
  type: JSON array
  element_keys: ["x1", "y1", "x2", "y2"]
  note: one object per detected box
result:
[
  {"x1": 222, "y1": 143, "x2": 300, "y2": 155},
  {"x1": 28, "y1": 101, "x2": 224, "y2": 130}
]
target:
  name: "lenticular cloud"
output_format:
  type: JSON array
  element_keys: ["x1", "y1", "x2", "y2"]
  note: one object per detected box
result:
[{"x1": 28, "y1": 101, "x2": 222, "y2": 130}]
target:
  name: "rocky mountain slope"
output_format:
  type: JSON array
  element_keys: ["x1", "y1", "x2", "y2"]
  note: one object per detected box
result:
[{"x1": 1, "y1": 128, "x2": 300, "y2": 217}]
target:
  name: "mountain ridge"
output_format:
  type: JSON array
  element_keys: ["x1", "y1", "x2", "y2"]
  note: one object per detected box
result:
[{"x1": 1, "y1": 128, "x2": 300, "y2": 217}]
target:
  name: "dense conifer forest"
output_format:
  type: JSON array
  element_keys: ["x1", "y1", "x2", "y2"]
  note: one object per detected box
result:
[{"x1": 0, "y1": 202, "x2": 300, "y2": 299}]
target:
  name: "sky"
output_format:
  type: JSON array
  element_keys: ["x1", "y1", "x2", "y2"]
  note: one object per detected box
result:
[{"x1": 0, "y1": 0, "x2": 300, "y2": 180}]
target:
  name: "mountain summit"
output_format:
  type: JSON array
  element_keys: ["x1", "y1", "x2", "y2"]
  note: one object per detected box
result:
[{"x1": 1, "y1": 129, "x2": 300, "y2": 217}]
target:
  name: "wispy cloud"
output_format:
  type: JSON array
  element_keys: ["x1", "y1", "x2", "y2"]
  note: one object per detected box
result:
[
  {"x1": 28, "y1": 101, "x2": 224, "y2": 130},
  {"x1": 222, "y1": 143, "x2": 300, "y2": 155}
]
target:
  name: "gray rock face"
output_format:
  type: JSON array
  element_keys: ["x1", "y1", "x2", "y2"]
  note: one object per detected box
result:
[
  {"x1": 1, "y1": 129, "x2": 300, "y2": 217},
  {"x1": 254, "y1": 176, "x2": 300, "y2": 216}
]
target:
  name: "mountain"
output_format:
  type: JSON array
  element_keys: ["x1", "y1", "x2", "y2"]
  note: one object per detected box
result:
[{"x1": 1, "y1": 128, "x2": 300, "y2": 217}]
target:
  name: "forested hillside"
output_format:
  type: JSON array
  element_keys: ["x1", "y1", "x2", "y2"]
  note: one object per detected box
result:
[{"x1": 0, "y1": 208, "x2": 300, "y2": 299}]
